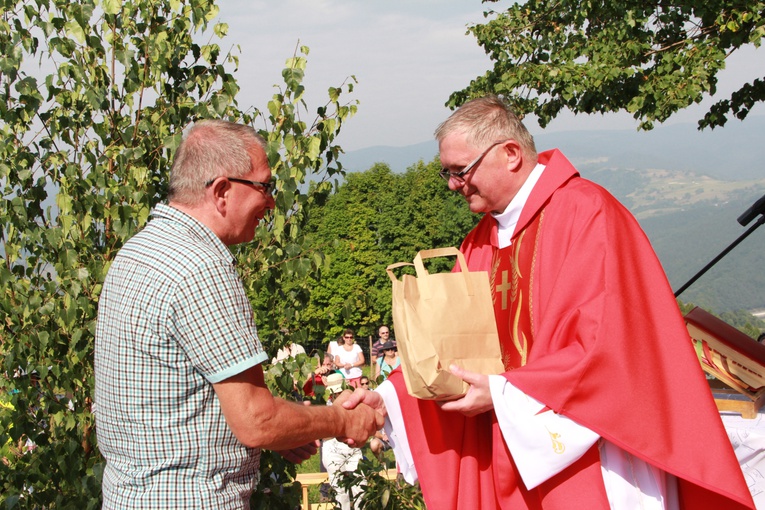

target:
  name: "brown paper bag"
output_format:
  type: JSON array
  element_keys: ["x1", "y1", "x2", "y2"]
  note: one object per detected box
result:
[{"x1": 386, "y1": 247, "x2": 504, "y2": 401}]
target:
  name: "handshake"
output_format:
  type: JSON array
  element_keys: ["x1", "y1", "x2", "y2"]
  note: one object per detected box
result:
[{"x1": 332, "y1": 387, "x2": 388, "y2": 447}]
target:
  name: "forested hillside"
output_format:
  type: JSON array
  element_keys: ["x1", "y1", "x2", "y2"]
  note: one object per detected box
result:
[{"x1": 580, "y1": 166, "x2": 765, "y2": 313}]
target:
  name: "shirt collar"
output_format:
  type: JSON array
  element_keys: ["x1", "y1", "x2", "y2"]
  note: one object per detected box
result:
[
  {"x1": 491, "y1": 162, "x2": 546, "y2": 249},
  {"x1": 150, "y1": 203, "x2": 236, "y2": 264}
]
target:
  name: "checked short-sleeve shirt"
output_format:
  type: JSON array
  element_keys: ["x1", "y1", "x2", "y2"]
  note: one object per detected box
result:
[{"x1": 95, "y1": 204, "x2": 269, "y2": 509}]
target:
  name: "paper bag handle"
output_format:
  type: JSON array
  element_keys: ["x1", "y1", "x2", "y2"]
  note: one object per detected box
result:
[
  {"x1": 386, "y1": 262, "x2": 415, "y2": 283},
  {"x1": 413, "y1": 247, "x2": 474, "y2": 297}
]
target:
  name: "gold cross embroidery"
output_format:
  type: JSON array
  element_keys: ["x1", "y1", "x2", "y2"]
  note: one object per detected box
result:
[{"x1": 495, "y1": 270, "x2": 512, "y2": 311}]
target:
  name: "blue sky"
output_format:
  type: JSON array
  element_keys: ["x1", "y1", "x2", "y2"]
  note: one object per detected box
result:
[{"x1": 219, "y1": 1, "x2": 764, "y2": 151}]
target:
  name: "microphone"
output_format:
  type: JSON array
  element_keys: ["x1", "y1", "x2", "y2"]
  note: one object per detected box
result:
[{"x1": 737, "y1": 193, "x2": 765, "y2": 226}]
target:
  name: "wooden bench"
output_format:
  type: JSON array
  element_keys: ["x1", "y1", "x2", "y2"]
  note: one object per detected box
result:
[{"x1": 295, "y1": 468, "x2": 398, "y2": 510}]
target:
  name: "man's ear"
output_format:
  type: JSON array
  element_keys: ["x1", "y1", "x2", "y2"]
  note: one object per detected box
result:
[{"x1": 208, "y1": 177, "x2": 231, "y2": 215}]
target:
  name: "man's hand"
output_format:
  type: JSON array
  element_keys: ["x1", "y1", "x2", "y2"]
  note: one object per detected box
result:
[
  {"x1": 275, "y1": 441, "x2": 318, "y2": 464},
  {"x1": 438, "y1": 365, "x2": 494, "y2": 417},
  {"x1": 331, "y1": 389, "x2": 384, "y2": 447}
]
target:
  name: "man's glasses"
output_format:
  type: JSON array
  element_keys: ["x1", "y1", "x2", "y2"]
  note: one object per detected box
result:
[
  {"x1": 205, "y1": 176, "x2": 277, "y2": 196},
  {"x1": 439, "y1": 139, "x2": 510, "y2": 184},
  {"x1": 360, "y1": 381, "x2": 370, "y2": 387}
]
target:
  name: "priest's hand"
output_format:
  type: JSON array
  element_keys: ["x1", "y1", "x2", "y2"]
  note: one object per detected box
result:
[{"x1": 438, "y1": 364, "x2": 494, "y2": 417}]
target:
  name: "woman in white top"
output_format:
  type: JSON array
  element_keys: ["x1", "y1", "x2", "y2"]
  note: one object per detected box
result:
[{"x1": 334, "y1": 328, "x2": 364, "y2": 387}]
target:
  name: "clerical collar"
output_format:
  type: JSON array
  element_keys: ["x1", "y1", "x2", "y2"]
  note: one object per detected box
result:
[{"x1": 492, "y1": 162, "x2": 546, "y2": 249}]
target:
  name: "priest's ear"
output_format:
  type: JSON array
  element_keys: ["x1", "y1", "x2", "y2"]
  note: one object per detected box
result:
[{"x1": 498, "y1": 139, "x2": 524, "y2": 173}]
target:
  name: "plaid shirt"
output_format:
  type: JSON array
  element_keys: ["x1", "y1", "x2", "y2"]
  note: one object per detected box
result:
[{"x1": 95, "y1": 204, "x2": 269, "y2": 509}]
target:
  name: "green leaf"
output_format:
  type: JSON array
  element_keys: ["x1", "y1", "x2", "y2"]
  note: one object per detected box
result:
[
  {"x1": 214, "y1": 22, "x2": 228, "y2": 37},
  {"x1": 306, "y1": 136, "x2": 321, "y2": 160},
  {"x1": 102, "y1": 0, "x2": 121, "y2": 15},
  {"x1": 65, "y1": 20, "x2": 86, "y2": 44}
]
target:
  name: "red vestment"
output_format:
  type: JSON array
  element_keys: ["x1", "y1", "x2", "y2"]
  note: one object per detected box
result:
[{"x1": 389, "y1": 149, "x2": 754, "y2": 509}]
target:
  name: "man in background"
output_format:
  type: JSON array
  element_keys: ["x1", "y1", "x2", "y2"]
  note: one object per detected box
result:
[
  {"x1": 370, "y1": 325, "x2": 391, "y2": 367},
  {"x1": 95, "y1": 119, "x2": 382, "y2": 509}
]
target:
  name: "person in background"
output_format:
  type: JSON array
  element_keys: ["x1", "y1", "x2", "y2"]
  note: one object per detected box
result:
[
  {"x1": 94, "y1": 119, "x2": 382, "y2": 509},
  {"x1": 303, "y1": 352, "x2": 337, "y2": 398},
  {"x1": 271, "y1": 341, "x2": 306, "y2": 364},
  {"x1": 272, "y1": 341, "x2": 308, "y2": 400},
  {"x1": 374, "y1": 341, "x2": 399, "y2": 381},
  {"x1": 321, "y1": 373, "x2": 364, "y2": 510},
  {"x1": 328, "y1": 335, "x2": 344, "y2": 360},
  {"x1": 370, "y1": 325, "x2": 391, "y2": 367},
  {"x1": 334, "y1": 328, "x2": 365, "y2": 388},
  {"x1": 343, "y1": 96, "x2": 754, "y2": 510}
]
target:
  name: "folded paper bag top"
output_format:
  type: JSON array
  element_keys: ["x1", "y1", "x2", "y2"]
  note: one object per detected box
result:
[{"x1": 386, "y1": 247, "x2": 504, "y2": 401}]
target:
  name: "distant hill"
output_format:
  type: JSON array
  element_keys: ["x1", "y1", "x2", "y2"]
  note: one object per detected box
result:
[
  {"x1": 538, "y1": 116, "x2": 765, "y2": 181},
  {"x1": 343, "y1": 115, "x2": 765, "y2": 180},
  {"x1": 342, "y1": 116, "x2": 765, "y2": 312},
  {"x1": 342, "y1": 141, "x2": 439, "y2": 174}
]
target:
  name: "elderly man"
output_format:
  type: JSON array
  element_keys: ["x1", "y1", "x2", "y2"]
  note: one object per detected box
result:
[
  {"x1": 345, "y1": 96, "x2": 754, "y2": 510},
  {"x1": 370, "y1": 325, "x2": 392, "y2": 367},
  {"x1": 95, "y1": 120, "x2": 382, "y2": 509}
]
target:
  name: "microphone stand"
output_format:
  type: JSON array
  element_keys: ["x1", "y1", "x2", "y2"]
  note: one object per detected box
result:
[{"x1": 674, "y1": 194, "x2": 765, "y2": 298}]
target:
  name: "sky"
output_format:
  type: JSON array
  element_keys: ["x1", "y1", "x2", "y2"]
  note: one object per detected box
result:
[{"x1": 218, "y1": 1, "x2": 764, "y2": 151}]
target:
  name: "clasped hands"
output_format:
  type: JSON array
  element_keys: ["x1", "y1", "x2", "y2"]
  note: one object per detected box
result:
[
  {"x1": 276, "y1": 391, "x2": 383, "y2": 464},
  {"x1": 277, "y1": 365, "x2": 493, "y2": 462},
  {"x1": 338, "y1": 364, "x2": 494, "y2": 447}
]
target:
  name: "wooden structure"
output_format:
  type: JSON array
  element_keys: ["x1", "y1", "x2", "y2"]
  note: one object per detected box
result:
[
  {"x1": 295, "y1": 468, "x2": 398, "y2": 510},
  {"x1": 685, "y1": 306, "x2": 765, "y2": 418}
]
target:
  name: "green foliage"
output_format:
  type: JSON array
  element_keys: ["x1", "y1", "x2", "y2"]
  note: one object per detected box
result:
[
  {"x1": 235, "y1": 46, "x2": 359, "y2": 352},
  {"x1": 717, "y1": 309, "x2": 765, "y2": 337},
  {"x1": 268, "y1": 160, "x2": 480, "y2": 343},
  {"x1": 337, "y1": 455, "x2": 425, "y2": 509},
  {"x1": 455, "y1": 0, "x2": 765, "y2": 130},
  {"x1": 0, "y1": 0, "x2": 355, "y2": 506},
  {"x1": 0, "y1": 0, "x2": 243, "y2": 506}
]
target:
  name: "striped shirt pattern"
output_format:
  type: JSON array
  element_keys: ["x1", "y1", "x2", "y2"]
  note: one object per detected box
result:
[{"x1": 95, "y1": 204, "x2": 269, "y2": 509}]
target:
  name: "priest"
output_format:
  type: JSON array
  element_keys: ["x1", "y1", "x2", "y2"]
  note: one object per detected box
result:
[{"x1": 344, "y1": 96, "x2": 755, "y2": 510}]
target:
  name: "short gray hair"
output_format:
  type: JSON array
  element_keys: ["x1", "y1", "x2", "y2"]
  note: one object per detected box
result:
[
  {"x1": 168, "y1": 119, "x2": 268, "y2": 205},
  {"x1": 435, "y1": 96, "x2": 536, "y2": 156}
]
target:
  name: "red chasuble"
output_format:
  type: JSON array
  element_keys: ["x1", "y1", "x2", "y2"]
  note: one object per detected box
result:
[{"x1": 389, "y1": 149, "x2": 754, "y2": 509}]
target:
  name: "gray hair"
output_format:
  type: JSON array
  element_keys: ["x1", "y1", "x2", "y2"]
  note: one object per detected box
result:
[
  {"x1": 435, "y1": 96, "x2": 536, "y2": 156},
  {"x1": 168, "y1": 119, "x2": 268, "y2": 205}
]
